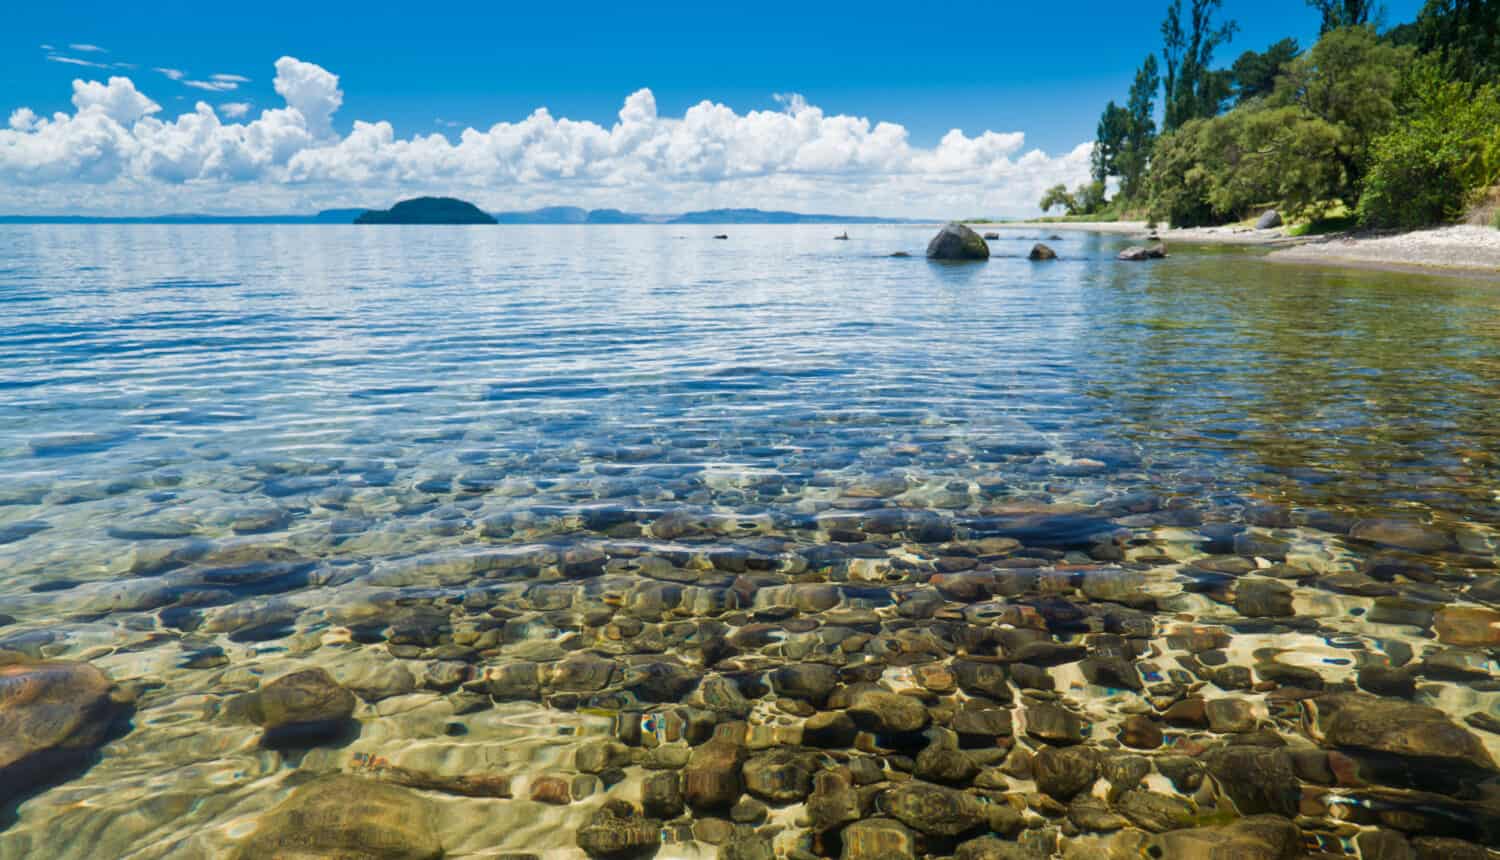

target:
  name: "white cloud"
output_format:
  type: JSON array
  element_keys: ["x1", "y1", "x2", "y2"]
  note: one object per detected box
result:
[
  {"x1": 40, "y1": 44, "x2": 55, "y2": 51},
  {"x1": 69, "y1": 43, "x2": 106, "y2": 53},
  {"x1": 212, "y1": 73, "x2": 251, "y2": 83},
  {"x1": 47, "y1": 55, "x2": 109, "y2": 69},
  {"x1": 184, "y1": 79, "x2": 238, "y2": 92},
  {"x1": 0, "y1": 56, "x2": 1093, "y2": 217},
  {"x1": 155, "y1": 67, "x2": 185, "y2": 81}
]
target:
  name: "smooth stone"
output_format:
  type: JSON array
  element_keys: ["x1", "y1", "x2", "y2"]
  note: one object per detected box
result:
[
  {"x1": 1205, "y1": 699, "x2": 1257, "y2": 734},
  {"x1": 1255, "y1": 209, "x2": 1282, "y2": 229},
  {"x1": 0, "y1": 654, "x2": 129, "y2": 801},
  {"x1": 952, "y1": 705, "x2": 1013, "y2": 739},
  {"x1": 1116, "y1": 789, "x2": 1196, "y2": 832},
  {"x1": 234, "y1": 775, "x2": 442, "y2": 860},
  {"x1": 914, "y1": 744, "x2": 979, "y2": 786},
  {"x1": 1028, "y1": 243, "x2": 1058, "y2": 261},
  {"x1": 770, "y1": 663, "x2": 840, "y2": 706},
  {"x1": 577, "y1": 800, "x2": 663, "y2": 858},
  {"x1": 237, "y1": 668, "x2": 357, "y2": 747},
  {"x1": 953, "y1": 660, "x2": 1012, "y2": 702},
  {"x1": 1434, "y1": 606, "x2": 1500, "y2": 647},
  {"x1": 1025, "y1": 702, "x2": 1084, "y2": 744},
  {"x1": 847, "y1": 689, "x2": 930, "y2": 734},
  {"x1": 840, "y1": 818, "x2": 916, "y2": 860},
  {"x1": 1202, "y1": 745, "x2": 1300, "y2": 817},
  {"x1": 742, "y1": 749, "x2": 815, "y2": 803},
  {"x1": 1305, "y1": 692, "x2": 1497, "y2": 770},
  {"x1": 1146, "y1": 814, "x2": 1302, "y2": 860},
  {"x1": 1031, "y1": 745, "x2": 1097, "y2": 801},
  {"x1": 883, "y1": 780, "x2": 986, "y2": 837},
  {"x1": 926, "y1": 223, "x2": 991, "y2": 261},
  {"x1": 1349, "y1": 519, "x2": 1452, "y2": 553},
  {"x1": 1119, "y1": 715, "x2": 1163, "y2": 749},
  {"x1": 684, "y1": 722, "x2": 747, "y2": 811}
]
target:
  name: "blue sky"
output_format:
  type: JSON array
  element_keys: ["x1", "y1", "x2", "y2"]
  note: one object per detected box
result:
[{"x1": 1, "y1": 0, "x2": 1427, "y2": 215}]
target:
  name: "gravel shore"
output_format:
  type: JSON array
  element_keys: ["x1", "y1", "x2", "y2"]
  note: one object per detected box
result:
[
  {"x1": 1268, "y1": 225, "x2": 1500, "y2": 276},
  {"x1": 989, "y1": 221, "x2": 1500, "y2": 277}
]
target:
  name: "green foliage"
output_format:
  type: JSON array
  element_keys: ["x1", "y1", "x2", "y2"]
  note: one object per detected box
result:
[
  {"x1": 1306, "y1": 0, "x2": 1376, "y2": 33},
  {"x1": 1039, "y1": 184, "x2": 1075, "y2": 215},
  {"x1": 1091, "y1": 103, "x2": 1131, "y2": 184},
  {"x1": 1230, "y1": 38, "x2": 1300, "y2": 105},
  {"x1": 1148, "y1": 26, "x2": 1407, "y2": 226},
  {"x1": 1358, "y1": 59, "x2": 1500, "y2": 228},
  {"x1": 1038, "y1": 182, "x2": 1108, "y2": 217},
  {"x1": 1161, "y1": 0, "x2": 1239, "y2": 131},
  {"x1": 1415, "y1": 0, "x2": 1500, "y2": 84},
  {"x1": 1092, "y1": 56, "x2": 1162, "y2": 202},
  {"x1": 1492, "y1": 208, "x2": 1500, "y2": 230}
]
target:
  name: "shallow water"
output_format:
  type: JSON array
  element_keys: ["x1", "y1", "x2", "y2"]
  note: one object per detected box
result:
[{"x1": 1, "y1": 224, "x2": 1498, "y2": 858}]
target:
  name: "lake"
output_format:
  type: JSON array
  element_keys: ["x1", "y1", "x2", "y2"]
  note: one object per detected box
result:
[{"x1": 2, "y1": 224, "x2": 1498, "y2": 858}]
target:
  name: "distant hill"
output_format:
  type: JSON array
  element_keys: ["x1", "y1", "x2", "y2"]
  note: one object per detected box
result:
[
  {"x1": 355, "y1": 197, "x2": 497, "y2": 225},
  {"x1": 0, "y1": 205, "x2": 924, "y2": 225}
]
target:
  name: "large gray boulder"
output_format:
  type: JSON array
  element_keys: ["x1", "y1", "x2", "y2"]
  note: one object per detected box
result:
[
  {"x1": 1256, "y1": 209, "x2": 1283, "y2": 229},
  {"x1": 926, "y1": 223, "x2": 991, "y2": 261}
]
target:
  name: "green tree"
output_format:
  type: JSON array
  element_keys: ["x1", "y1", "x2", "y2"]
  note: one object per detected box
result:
[
  {"x1": 1091, "y1": 102, "x2": 1131, "y2": 184},
  {"x1": 1119, "y1": 55, "x2": 1162, "y2": 200},
  {"x1": 1161, "y1": 0, "x2": 1239, "y2": 131},
  {"x1": 1230, "y1": 38, "x2": 1301, "y2": 105},
  {"x1": 1415, "y1": 0, "x2": 1500, "y2": 83},
  {"x1": 1039, "y1": 184, "x2": 1077, "y2": 214},
  {"x1": 1359, "y1": 58, "x2": 1500, "y2": 227},
  {"x1": 1307, "y1": 0, "x2": 1378, "y2": 33}
]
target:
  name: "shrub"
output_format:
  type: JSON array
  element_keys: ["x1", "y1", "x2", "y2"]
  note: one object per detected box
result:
[{"x1": 1358, "y1": 61, "x2": 1500, "y2": 228}]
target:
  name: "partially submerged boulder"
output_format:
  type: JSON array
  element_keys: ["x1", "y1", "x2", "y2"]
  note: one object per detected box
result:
[
  {"x1": 1029, "y1": 243, "x2": 1058, "y2": 261},
  {"x1": 0, "y1": 653, "x2": 131, "y2": 801},
  {"x1": 1118, "y1": 243, "x2": 1168, "y2": 261},
  {"x1": 926, "y1": 223, "x2": 991, "y2": 261}
]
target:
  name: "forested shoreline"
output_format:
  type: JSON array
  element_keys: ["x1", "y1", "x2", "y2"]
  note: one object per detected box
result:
[{"x1": 1040, "y1": 0, "x2": 1500, "y2": 232}]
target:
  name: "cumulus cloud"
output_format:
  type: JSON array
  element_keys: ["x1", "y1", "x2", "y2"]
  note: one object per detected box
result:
[{"x1": 0, "y1": 56, "x2": 1093, "y2": 216}]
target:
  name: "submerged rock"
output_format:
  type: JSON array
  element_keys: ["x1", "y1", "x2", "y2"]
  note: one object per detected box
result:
[
  {"x1": 1304, "y1": 692, "x2": 1497, "y2": 770},
  {"x1": 234, "y1": 775, "x2": 443, "y2": 859},
  {"x1": 1146, "y1": 814, "x2": 1301, "y2": 860},
  {"x1": 883, "y1": 780, "x2": 986, "y2": 836},
  {"x1": 235, "y1": 668, "x2": 357, "y2": 747},
  {"x1": 0, "y1": 654, "x2": 131, "y2": 801},
  {"x1": 926, "y1": 223, "x2": 991, "y2": 261},
  {"x1": 1028, "y1": 243, "x2": 1058, "y2": 261},
  {"x1": 577, "y1": 800, "x2": 662, "y2": 858}
]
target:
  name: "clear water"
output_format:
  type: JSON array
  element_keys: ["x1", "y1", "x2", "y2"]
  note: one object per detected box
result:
[{"x1": 1, "y1": 224, "x2": 1498, "y2": 858}]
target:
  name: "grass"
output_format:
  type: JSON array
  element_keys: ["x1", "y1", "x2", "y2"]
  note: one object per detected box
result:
[{"x1": 1287, "y1": 214, "x2": 1359, "y2": 237}]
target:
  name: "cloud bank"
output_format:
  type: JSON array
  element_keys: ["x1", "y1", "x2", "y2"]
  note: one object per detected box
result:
[{"x1": 0, "y1": 57, "x2": 1093, "y2": 217}]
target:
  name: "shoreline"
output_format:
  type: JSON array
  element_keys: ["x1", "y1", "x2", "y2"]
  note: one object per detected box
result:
[{"x1": 981, "y1": 221, "x2": 1500, "y2": 279}]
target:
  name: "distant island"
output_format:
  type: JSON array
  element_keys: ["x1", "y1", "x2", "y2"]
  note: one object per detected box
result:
[
  {"x1": 0, "y1": 203, "x2": 924, "y2": 225},
  {"x1": 354, "y1": 197, "x2": 498, "y2": 225}
]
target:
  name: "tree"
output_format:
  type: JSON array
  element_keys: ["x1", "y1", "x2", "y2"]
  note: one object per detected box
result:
[
  {"x1": 1161, "y1": 0, "x2": 1240, "y2": 131},
  {"x1": 1091, "y1": 102, "x2": 1131, "y2": 184},
  {"x1": 1091, "y1": 56, "x2": 1161, "y2": 201},
  {"x1": 1415, "y1": 0, "x2": 1500, "y2": 83},
  {"x1": 1119, "y1": 55, "x2": 1162, "y2": 200},
  {"x1": 1039, "y1": 185, "x2": 1076, "y2": 214},
  {"x1": 1306, "y1": 0, "x2": 1377, "y2": 33},
  {"x1": 1230, "y1": 38, "x2": 1301, "y2": 105},
  {"x1": 1275, "y1": 26, "x2": 1411, "y2": 201}
]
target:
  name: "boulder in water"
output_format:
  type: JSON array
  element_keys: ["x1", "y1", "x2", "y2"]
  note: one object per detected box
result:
[
  {"x1": 233, "y1": 667, "x2": 357, "y2": 747},
  {"x1": 1118, "y1": 243, "x2": 1167, "y2": 261},
  {"x1": 926, "y1": 223, "x2": 991, "y2": 261},
  {"x1": 1029, "y1": 243, "x2": 1058, "y2": 261},
  {"x1": 0, "y1": 654, "x2": 131, "y2": 802},
  {"x1": 982, "y1": 232, "x2": 1000, "y2": 240},
  {"x1": 234, "y1": 775, "x2": 442, "y2": 859}
]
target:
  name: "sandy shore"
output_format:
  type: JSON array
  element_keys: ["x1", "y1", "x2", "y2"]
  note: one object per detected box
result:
[{"x1": 984, "y1": 221, "x2": 1500, "y2": 278}]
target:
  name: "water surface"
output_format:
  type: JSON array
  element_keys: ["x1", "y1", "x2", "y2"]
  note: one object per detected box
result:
[{"x1": 2, "y1": 225, "x2": 1498, "y2": 858}]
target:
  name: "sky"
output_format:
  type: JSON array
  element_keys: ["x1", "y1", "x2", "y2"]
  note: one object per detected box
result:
[{"x1": 1, "y1": 0, "x2": 1426, "y2": 217}]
